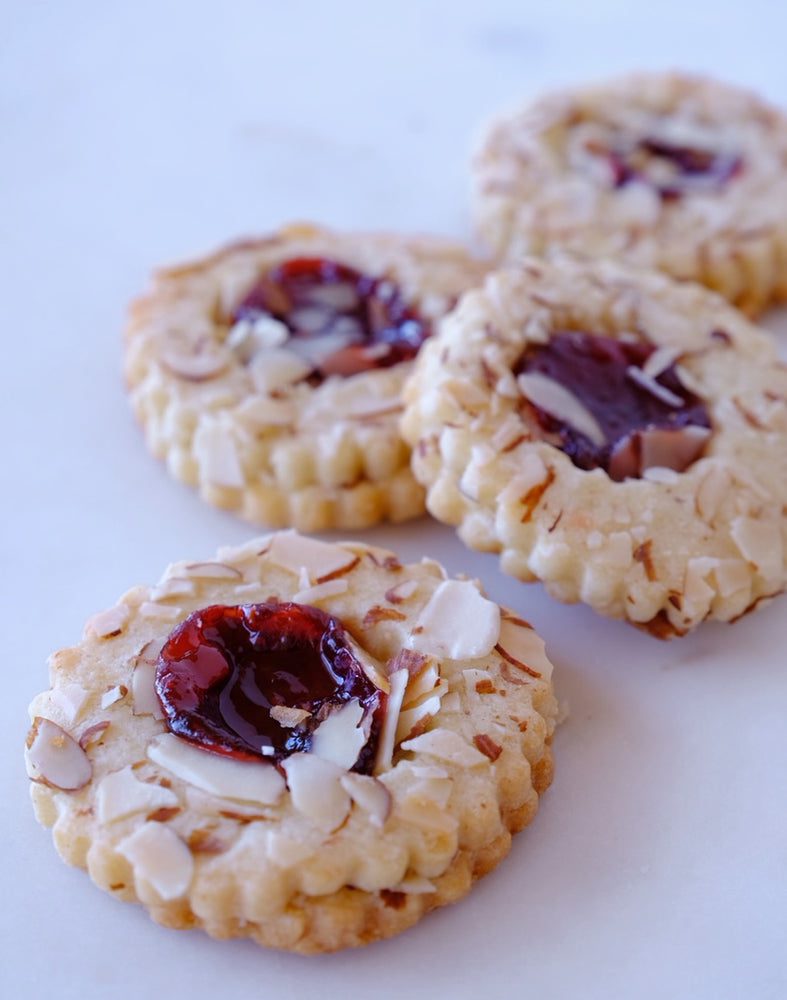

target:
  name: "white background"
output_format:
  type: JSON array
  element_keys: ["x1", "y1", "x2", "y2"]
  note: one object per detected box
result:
[{"x1": 3, "y1": 2, "x2": 786, "y2": 998}]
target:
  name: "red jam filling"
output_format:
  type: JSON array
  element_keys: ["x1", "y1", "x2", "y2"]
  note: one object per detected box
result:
[
  {"x1": 231, "y1": 256, "x2": 430, "y2": 379},
  {"x1": 155, "y1": 602, "x2": 385, "y2": 773},
  {"x1": 515, "y1": 330, "x2": 711, "y2": 479},
  {"x1": 609, "y1": 138, "x2": 742, "y2": 199}
]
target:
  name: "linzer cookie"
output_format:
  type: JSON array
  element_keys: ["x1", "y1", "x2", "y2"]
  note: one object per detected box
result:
[
  {"x1": 472, "y1": 71, "x2": 787, "y2": 315},
  {"x1": 123, "y1": 223, "x2": 487, "y2": 531},
  {"x1": 400, "y1": 255, "x2": 787, "y2": 636},
  {"x1": 25, "y1": 531, "x2": 557, "y2": 952}
]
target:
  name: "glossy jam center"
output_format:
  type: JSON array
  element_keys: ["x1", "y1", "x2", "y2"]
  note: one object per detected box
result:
[
  {"x1": 516, "y1": 330, "x2": 711, "y2": 478},
  {"x1": 231, "y1": 256, "x2": 430, "y2": 378},
  {"x1": 609, "y1": 137, "x2": 742, "y2": 198},
  {"x1": 155, "y1": 602, "x2": 384, "y2": 772}
]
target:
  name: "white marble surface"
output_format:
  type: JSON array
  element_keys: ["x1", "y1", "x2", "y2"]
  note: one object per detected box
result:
[{"x1": 3, "y1": 2, "x2": 787, "y2": 997}]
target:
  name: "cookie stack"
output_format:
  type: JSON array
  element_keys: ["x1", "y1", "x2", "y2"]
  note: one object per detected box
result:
[{"x1": 25, "y1": 71, "x2": 787, "y2": 953}]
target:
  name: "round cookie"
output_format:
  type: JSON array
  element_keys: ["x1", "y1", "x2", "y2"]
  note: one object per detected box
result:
[
  {"x1": 400, "y1": 254, "x2": 787, "y2": 637},
  {"x1": 472, "y1": 71, "x2": 787, "y2": 315},
  {"x1": 25, "y1": 531, "x2": 558, "y2": 953},
  {"x1": 123, "y1": 223, "x2": 487, "y2": 531}
]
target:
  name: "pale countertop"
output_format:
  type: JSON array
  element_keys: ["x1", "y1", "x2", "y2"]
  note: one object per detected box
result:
[{"x1": 3, "y1": 2, "x2": 787, "y2": 998}]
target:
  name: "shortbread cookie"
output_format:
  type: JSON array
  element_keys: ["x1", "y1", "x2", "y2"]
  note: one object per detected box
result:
[
  {"x1": 472, "y1": 72, "x2": 787, "y2": 315},
  {"x1": 123, "y1": 223, "x2": 487, "y2": 531},
  {"x1": 25, "y1": 531, "x2": 557, "y2": 952},
  {"x1": 400, "y1": 255, "x2": 787, "y2": 637}
]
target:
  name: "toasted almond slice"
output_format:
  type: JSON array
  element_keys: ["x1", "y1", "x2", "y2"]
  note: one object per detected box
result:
[
  {"x1": 401, "y1": 660, "x2": 440, "y2": 709},
  {"x1": 96, "y1": 767, "x2": 179, "y2": 823},
  {"x1": 84, "y1": 604, "x2": 130, "y2": 639},
  {"x1": 182, "y1": 561, "x2": 244, "y2": 580},
  {"x1": 249, "y1": 347, "x2": 313, "y2": 394},
  {"x1": 147, "y1": 733, "x2": 285, "y2": 806},
  {"x1": 270, "y1": 706, "x2": 311, "y2": 728},
  {"x1": 384, "y1": 579, "x2": 419, "y2": 604},
  {"x1": 100, "y1": 685, "x2": 127, "y2": 709},
  {"x1": 160, "y1": 348, "x2": 231, "y2": 382},
  {"x1": 149, "y1": 576, "x2": 197, "y2": 601},
  {"x1": 282, "y1": 753, "x2": 351, "y2": 831},
  {"x1": 626, "y1": 365, "x2": 685, "y2": 408},
  {"x1": 292, "y1": 577, "x2": 349, "y2": 605},
  {"x1": 730, "y1": 515, "x2": 783, "y2": 578},
  {"x1": 406, "y1": 580, "x2": 500, "y2": 660},
  {"x1": 395, "y1": 694, "x2": 442, "y2": 744},
  {"x1": 118, "y1": 822, "x2": 194, "y2": 900},
  {"x1": 131, "y1": 661, "x2": 165, "y2": 719},
  {"x1": 374, "y1": 668, "x2": 408, "y2": 774},
  {"x1": 310, "y1": 699, "x2": 367, "y2": 769},
  {"x1": 495, "y1": 618, "x2": 553, "y2": 682},
  {"x1": 517, "y1": 370, "x2": 605, "y2": 446},
  {"x1": 139, "y1": 601, "x2": 183, "y2": 622},
  {"x1": 25, "y1": 717, "x2": 92, "y2": 791},
  {"x1": 339, "y1": 772, "x2": 392, "y2": 827},
  {"x1": 401, "y1": 728, "x2": 489, "y2": 767},
  {"x1": 39, "y1": 683, "x2": 90, "y2": 726},
  {"x1": 266, "y1": 530, "x2": 359, "y2": 584}
]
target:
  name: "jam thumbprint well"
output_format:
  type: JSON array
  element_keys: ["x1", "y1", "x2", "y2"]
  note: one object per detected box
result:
[
  {"x1": 123, "y1": 223, "x2": 487, "y2": 531},
  {"x1": 401, "y1": 256, "x2": 787, "y2": 636},
  {"x1": 155, "y1": 601, "x2": 386, "y2": 773}
]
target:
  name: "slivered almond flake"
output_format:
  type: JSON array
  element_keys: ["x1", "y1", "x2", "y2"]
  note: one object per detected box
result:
[
  {"x1": 85, "y1": 604, "x2": 130, "y2": 639},
  {"x1": 517, "y1": 371, "x2": 605, "y2": 446},
  {"x1": 100, "y1": 685, "x2": 127, "y2": 709},
  {"x1": 97, "y1": 766, "x2": 179, "y2": 823},
  {"x1": 132, "y1": 661, "x2": 165, "y2": 719},
  {"x1": 401, "y1": 728, "x2": 489, "y2": 767},
  {"x1": 642, "y1": 346, "x2": 680, "y2": 378},
  {"x1": 310, "y1": 699, "x2": 367, "y2": 769},
  {"x1": 26, "y1": 717, "x2": 92, "y2": 791},
  {"x1": 362, "y1": 605, "x2": 407, "y2": 627},
  {"x1": 282, "y1": 753, "x2": 351, "y2": 831},
  {"x1": 339, "y1": 773, "x2": 392, "y2": 827},
  {"x1": 473, "y1": 734, "x2": 503, "y2": 761},
  {"x1": 384, "y1": 579, "x2": 418, "y2": 604},
  {"x1": 406, "y1": 580, "x2": 500, "y2": 660},
  {"x1": 266, "y1": 530, "x2": 359, "y2": 584},
  {"x1": 375, "y1": 668, "x2": 408, "y2": 774},
  {"x1": 118, "y1": 822, "x2": 194, "y2": 900},
  {"x1": 270, "y1": 706, "x2": 311, "y2": 728},
  {"x1": 496, "y1": 618, "x2": 554, "y2": 681},
  {"x1": 292, "y1": 577, "x2": 349, "y2": 605},
  {"x1": 139, "y1": 601, "x2": 183, "y2": 622},
  {"x1": 149, "y1": 577, "x2": 197, "y2": 601},
  {"x1": 79, "y1": 720, "x2": 110, "y2": 749},
  {"x1": 183, "y1": 561, "x2": 244, "y2": 581},
  {"x1": 401, "y1": 662, "x2": 441, "y2": 709},
  {"x1": 625, "y1": 365, "x2": 685, "y2": 407},
  {"x1": 147, "y1": 733, "x2": 285, "y2": 806},
  {"x1": 386, "y1": 648, "x2": 431, "y2": 679},
  {"x1": 160, "y1": 348, "x2": 230, "y2": 382},
  {"x1": 395, "y1": 695, "x2": 441, "y2": 743}
]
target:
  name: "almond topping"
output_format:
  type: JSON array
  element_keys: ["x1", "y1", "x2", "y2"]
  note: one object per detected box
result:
[
  {"x1": 339, "y1": 773, "x2": 392, "y2": 827},
  {"x1": 160, "y1": 349, "x2": 230, "y2": 382},
  {"x1": 26, "y1": 717, "x2": 93, "y2": 791},
  {"x1": 79, "y1": 721, "x2": 110, "y2": 749},
  {"x1": 266, "y1": 530, "x2": 359, "y2": 584},
  {"x1": 384, "y1": 579, "x2": 419, "y2": 604},
  {"x1": 473, "y1": 734, "x2": 503, "y2": 761},
  {"x1": 96, "y1": 766, "x2": 179, "y2": 823},
  {"x1": 270, "y1": 706, "x2": 311, "y2": 728},
  {"x1": 361, "y1": 605, "x2": 407, "y2": 627},
  {"x1": 518, "y1": 370, "x2": 605, "y2": 446},
  {"x1": 100, "y1": 685, "x2": 128, "y2": 709},
  {"x1": 147, "y1": 733, "x2": 285, "y2": 806},
  {"x1": 310, "y1": 699, "x2": 367, "y2": 769},
  {"x1": 131, "y1": 661, "x2": 166, "y2": 719},
  {"x1": 374, "y1": 668, "x2": 408, "y2": 774},
  {"x1": 118, "y1": 822, "x2": 194, "y2": 900},
  {"x1": 401, "y1": 728, "x2": 489, "y2": 767},
  {"x1": 406, "y1": 580, "x2": 500, "y2": 660},
  {"x1": 85, "y1": 604, "x2": 130, "y2": 639},
  {"x1": 182, "y1": 561, "x2": 244, "y2": 581},
  {"x1": 282, "y1": 753, "x2": 351, "y2": 831}
]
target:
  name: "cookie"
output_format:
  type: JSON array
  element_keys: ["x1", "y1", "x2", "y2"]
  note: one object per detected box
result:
[
  {"x1": 472, "y1": 71, "x2": 787, "y2": 315},
  {"x1": 25, "y1": 531, "x2": 558, "y2": 952},
  {"x1": 123, "y1": 223, "x2": 487, "y2": 531},
  {"x1": 400, "y1": 254, "x2": 787, "y2": 637}
]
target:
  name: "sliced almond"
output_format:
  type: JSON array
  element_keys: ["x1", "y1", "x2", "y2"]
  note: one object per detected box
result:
[
  {"x1": 148, "y1": 576, "x2": 197, "y2": 601},
  {"x1": 266, "y1": 530, "x2": 359, "y2": 584},
  {"x1": 84, "y1": 604, "x2": 130, "y2": 640},
  {"x1": 401, "y1": 728, "x2": 489, "y2": 768},
  {"x1": 339, "y1": 772, "x2": 392, "y2": 827},
  {"x1": 37, "y1": 683, "x2": 90, "y2": 726},
  {"x1": 249, "y1": 347, "x2": 313, "y2": 394},
  {"x1": 374, "y1": 668, "x2": 408, "y2": 774},
  {"x1": 160, "y1": 348, "x2": 230, "y2": 382},
  {"x1": 309, "y1": 699, "x2": 367, "y2": 769},
  {"x1": 395, "y1": 694, "x2": 442, "y2": 744},
  {"x1": 626, "y1": 365, "x2": 686, "y2": 408},
  {"x1": 147, "y1": 733, "x2": 286, "y2": 806},
  {"x1": 101, "y1": 685, "x2": 128, "y2": 709},
  {"x1": 118, "y1": 822, "x2": 194, "y2": 900},
  {"x1": 517, "y1": 370, "x2": 605, "y2": 446},
  {"x1": 292, "y1": 577, "x2": 349, "y2": 605},
  {"x1": 96, "y1": 766, "x2": 179, "y2": 823},
  {"x1": 182, "y1": 561, "x2": 244, "y2": 581},
  {"x1": 138, "y1": 601, "x2": 183, "y2": 622},
  {"x1": 495, "y1": 618, "x2": 553, "y2": 681},
  {"x1": 730, "y1": 515, "x2": 783, "y2": 579},
  {"x1": 25, "y1": 717, "x2": 92, "y2": 791},
  {"x1": 401, "y1": 660, "x2": 440, "y2": 709},
  {"x1": 79, "y1": 721, "x2": 110, "y2": 749},
  {"x1": 282, "y1": 753, "x2": 351, "y2": 831},
  {"x1": 131, "y1": 661, "x2": 165, "y2": 720},
  {"x1": 406, "y1": 580, "x2": 500, "y2": 660},
  {"x1": 270, "y1": 705, "x2": 311, "y2": 728},
  {"x1": 384, "y1": 579, "x2": 418, "y2": 604}
]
